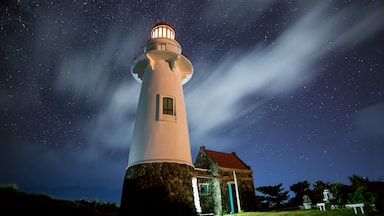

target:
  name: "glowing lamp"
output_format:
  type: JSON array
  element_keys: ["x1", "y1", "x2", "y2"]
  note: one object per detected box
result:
[{"x1": 151, "y1": 22, "x2": 175, "y2": 39}]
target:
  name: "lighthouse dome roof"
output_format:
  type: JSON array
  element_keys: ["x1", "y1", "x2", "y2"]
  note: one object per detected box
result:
[{"x1": 153, "y1": 21, "x2": 173, "y2": 29}]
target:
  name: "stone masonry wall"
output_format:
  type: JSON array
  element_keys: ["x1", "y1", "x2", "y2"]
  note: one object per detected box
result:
[{"x1": 119, "y1": 162, "x2": 197, "y2": 216}]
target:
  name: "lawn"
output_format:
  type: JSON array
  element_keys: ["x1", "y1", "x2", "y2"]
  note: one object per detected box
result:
[{"x1": 230, "y1": 208, "x2": 382, "y2": 216}]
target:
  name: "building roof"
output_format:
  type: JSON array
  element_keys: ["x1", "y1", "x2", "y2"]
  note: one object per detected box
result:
[
  {"x1": 153, "y1": 21, "x2": 173, "y2": 29},
  {"x1": 204, "y1": 148, "x2": 251, "y2": 170}
]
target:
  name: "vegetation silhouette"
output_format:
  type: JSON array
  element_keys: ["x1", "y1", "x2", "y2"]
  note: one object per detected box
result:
[
  {"x1": 0, "y1": 184, "x2": 118, "y2": 216},
  {"x1": 255, "y1": 175, "x2": 384, "y2": 214},
  {"x1": 1, "y1": 174, "x2": 383, "y2": 215}
]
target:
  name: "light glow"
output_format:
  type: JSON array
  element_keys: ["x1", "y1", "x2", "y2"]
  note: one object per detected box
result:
[{"x1": 151, "y1": 24, "x2": 175, "y2": 39}]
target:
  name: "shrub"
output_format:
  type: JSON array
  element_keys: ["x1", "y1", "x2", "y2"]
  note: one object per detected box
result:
[{"x1": 0, "y1": 183, "x2": 18, "y2": 191}]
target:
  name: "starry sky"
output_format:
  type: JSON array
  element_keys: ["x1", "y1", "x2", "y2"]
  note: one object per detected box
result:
[{"x1": 1, "y1": 0, "x2": 384, "y2": 205}]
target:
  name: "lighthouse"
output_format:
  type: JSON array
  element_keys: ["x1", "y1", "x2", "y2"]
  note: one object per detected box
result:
[{"x1": 119, "y1": 22, "x2": 197, "y2": 215}]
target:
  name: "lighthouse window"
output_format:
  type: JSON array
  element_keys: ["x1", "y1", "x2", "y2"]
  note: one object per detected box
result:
[
  {"x1": 151, "y1": 25, "x2": 175, "y2": 40},
  {"x1": 163, "y1": 97, "x2": 174, "y2": 115},
  {"x1": 156, "y1": 95, "x2": 176, "y2": 122},
  {"x1": 163, "y1": 28, "x2": 166, "y2": 38}
]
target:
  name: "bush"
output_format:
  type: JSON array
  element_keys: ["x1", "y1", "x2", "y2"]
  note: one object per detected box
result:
[{"x1": 0, "y1": 183, "x2": 18, "y2": 191}]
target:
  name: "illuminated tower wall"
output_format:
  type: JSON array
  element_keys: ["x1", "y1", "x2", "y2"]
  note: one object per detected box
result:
[{"x1": 119, "y1": 22, "x2": 197, "y2": 215}]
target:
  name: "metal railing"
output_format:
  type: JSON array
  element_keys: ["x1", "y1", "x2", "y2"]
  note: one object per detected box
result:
[{"x1": 133, "y1": 42, "x2": 182, "y2": 61}]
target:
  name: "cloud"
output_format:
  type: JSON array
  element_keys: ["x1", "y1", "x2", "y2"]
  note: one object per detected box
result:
[
  {"x1": 353, "y1": 102, "x2": 384, "y2": 144},
  {"x1": 185, "y1": 1, "x2": 384, "y2": 149},
  {"x1": 0, "y1": 15, "x2": 144, "y2": 192},
  {"x1": 84, "y1": 83, "x2": 139, "y2": 152},
  {"x1": 52, "y1": 22, "x2": 148, "y2": 153},
  {"x1": 54, "y1": 25, "x2": 144, "y2": 102},
  {"x1": 0, "y1": 139, "x2": 124, "y2": 186}
]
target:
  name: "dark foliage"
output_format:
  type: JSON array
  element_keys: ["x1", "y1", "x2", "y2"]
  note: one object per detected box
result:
[
  {"x1": 256, "y1": 183, "x2": 290, "y2": 208},
  {"x1": 289, "y1": 180, "x2": 311, "y2": 207},
  {"x1": 367, "y1": 181, "x2": 384, "y2": 212},
  {"x1": 0, "y1": 186, "x2": 118, "y2": 216}
]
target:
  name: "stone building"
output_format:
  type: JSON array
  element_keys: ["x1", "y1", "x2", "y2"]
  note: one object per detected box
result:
[{"x1": 193, "y1": 146, "x2": 257, "y2": 215}]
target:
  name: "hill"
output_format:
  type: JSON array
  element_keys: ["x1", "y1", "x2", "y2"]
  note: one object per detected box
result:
[{"x1": 0, "y1": 186, "x2": 118, "y2": 216}]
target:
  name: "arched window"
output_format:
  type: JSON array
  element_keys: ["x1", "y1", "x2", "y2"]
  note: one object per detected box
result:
[{"x1": 163, "y1": 97, "x2": 174, "y2": 115}]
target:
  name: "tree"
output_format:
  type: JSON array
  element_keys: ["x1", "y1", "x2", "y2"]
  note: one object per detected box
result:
[
  {"x1": 349, "y1": 174, "x2": 369, "y2": 190},
  {"x1": 312, "y1": 180, "x2": 330, "y2": 203},
  {"x1": 256, "y1": 183, "x2": 290, "y2": 208},
  {"x1": 347, "y1": 174, "x2": 377, "y2": 204},
  {"x1": 330, "y1": 182, "x2": 349, "y2": 207},
  {"x1": 289, "y1": 180, "x2": 311, "y2": 207}
]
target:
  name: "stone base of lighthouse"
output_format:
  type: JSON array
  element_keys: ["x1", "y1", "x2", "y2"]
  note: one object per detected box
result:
[{"x1": 119, "y1": 162, "x2": 197, "y2": 216}]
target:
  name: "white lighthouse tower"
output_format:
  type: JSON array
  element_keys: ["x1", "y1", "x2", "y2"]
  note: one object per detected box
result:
[
  {"x1": 127, "y1": 22, "x2": 193, "y2": 167},
  {"x1": 120, "y1": 22, "x2": 197, "y2": 215}
]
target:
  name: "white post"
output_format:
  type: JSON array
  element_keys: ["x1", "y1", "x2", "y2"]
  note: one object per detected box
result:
[
  {"x1": 233, "y1": 171, "x2": 241, "y2": 212},
  {"x1": 192, "y1": 177, "x2": 202, "y2": 214}
]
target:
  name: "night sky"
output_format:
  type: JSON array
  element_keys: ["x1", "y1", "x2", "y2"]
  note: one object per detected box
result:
[{"x1": 1, "y1": 0, "x2": 384, "y2": 205}]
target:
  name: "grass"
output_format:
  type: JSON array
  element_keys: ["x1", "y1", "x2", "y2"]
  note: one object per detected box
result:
[{"x1": 230, "y1": 208, "x2": 384, "y2": 216}]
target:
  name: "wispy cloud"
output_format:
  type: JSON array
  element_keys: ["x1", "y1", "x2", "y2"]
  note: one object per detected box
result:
[
  {"x1": 353, "y1": 102, "x2": 384, "y2": 144},
  {"x1": 185, "y1": 1, "x2": 384, "y2": 149}
]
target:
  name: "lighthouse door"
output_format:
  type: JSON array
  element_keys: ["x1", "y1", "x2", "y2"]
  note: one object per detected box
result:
[{"x1": 227, "y1": 183, "x2": 238, "y2": 213}]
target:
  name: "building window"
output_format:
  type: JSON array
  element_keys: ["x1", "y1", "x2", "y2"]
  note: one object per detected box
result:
[
  {"x1": 199, "y1": 183, "x2": 209, "y2": 195},
  {"x1": 157, "y1": 95, "x2": 176, "y2": 122},
  {"x1": 163, "y1": 97, "x2": 174, "y2": 115}
]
